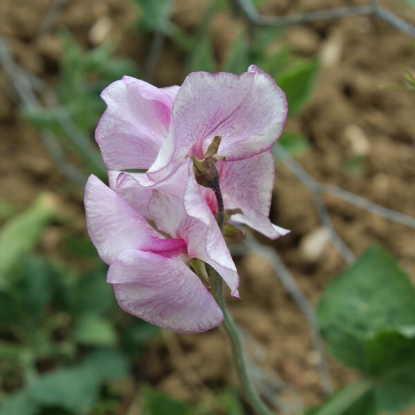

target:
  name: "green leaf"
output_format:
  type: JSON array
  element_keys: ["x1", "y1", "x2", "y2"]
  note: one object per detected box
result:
[
  {"x1": 0, "y1": 193, "x2": 59, "y2": 280},
  {"x1": 121, "y1": 318, "x2": 160, "y2": 356},
  {"x1": 0, "y1": 291, "x2": 20, "y2": 323},
  {"x1": 142, "y1": 386, "x2": 191, "y2": 415},
  {"x1": 317, "y1": 244, "x2": 415, "y2": 375},
  {"x1": 317, "y1": 245, "x2": 415, "y2": 413},
  {"x1": 188, "y1": 37, "x2": 216, "y2": 73},
  {"x1": 74, "y1": 314, "x2": 117, "y2": 346},
  {"x1": 306, "y1": 380, "x2": 377, "y2": 415},
  {"x1": 132, "y1": 0, "x2": 171, "y2": 31},
  {"x1": 15, "y1": 256, "x2": 56, "y2": 322},
  {"x1": 74, "y1": 269, "x2": 114, "y2": 316},
  {"x1": 278, "y1": 131, "x2": 311, "y2": 157},
  {"x1": 275, "y1": 58, "x2": 319, "y2": 116},
  {"x1": 375, "y1": 360, "x2": 415, "y2": 412},
  {"x1": 0, "y1": 350, "x2": 127, "y2": 415},
  {"x1": 222, "y1": 35, "x2": 249, "y2": 74}
]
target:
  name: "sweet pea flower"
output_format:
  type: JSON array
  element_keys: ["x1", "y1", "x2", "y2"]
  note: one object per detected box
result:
[
  {"x1": 96, "y1": 76, "x2": 179, "y2": 171},
  {"x1": 110, "y1": 152, "x2": 289, "y2": 240},
  {"x1": 85, "y1": 172, "x2": 239, "y2": 333},
  {"x1": 95, "y1": 66, "x2": 288, "y2": 239},
  {"x1": 147, "y1": 65, "x2": 287, "y2": 182}
]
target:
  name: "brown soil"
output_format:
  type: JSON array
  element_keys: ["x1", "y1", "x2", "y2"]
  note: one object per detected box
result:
[{"x1": 1, "y1": 0, "x2": 415, "y2": 414}]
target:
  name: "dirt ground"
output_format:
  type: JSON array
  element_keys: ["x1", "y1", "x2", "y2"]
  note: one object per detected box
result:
[{"x1": 1, "y1": 0, "x2": 415, "y2": 413}]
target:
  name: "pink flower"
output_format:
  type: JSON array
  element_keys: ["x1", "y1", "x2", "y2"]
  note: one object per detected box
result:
[
  {"x1": 147, "y1": 65, "x2": 287, "y2": 181},
  {"x1": 96, "y1": 76, "x2": 179, "y2": 171},
  {"x1": 95, "y1": 66, "x2": 287, "y2": 239},
  {"x1": 84, "y1": 173, "x2": 239, "y2": 333}
]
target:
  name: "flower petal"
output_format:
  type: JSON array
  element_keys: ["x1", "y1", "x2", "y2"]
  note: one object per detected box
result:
[
  {"x1": 108, "y1": 249, "x2": 223, "y2": 333},
  {"x1": 148, "y1": 65, "x2": 287, "y2": 181},
  {"x1": 85, "y1": 175, "x2": 167, "y2": 264},
  {"x1": 108, "y1": 171, "x2": 154, "y2": 219},
  {"x1": 96, "y1": 77, "x2": 178, "y2": 170},
  {"x1": 220, "y1": 151, "x2": 289, "y2": 239},
  {"x1": 148, "y1": 161, "x2": 240, "y2": 296}
]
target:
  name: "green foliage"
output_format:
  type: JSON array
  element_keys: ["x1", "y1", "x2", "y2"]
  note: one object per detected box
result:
[
  {"x1": 142, "y1": 386, "x2": 191, "y2": 415},
  {"x1": 188, "y1": 37, "x2": 216, "y2": 73},
  {"x1": 131, "y1": 0, "x2": 171, "y2": 31},
  {"x1": 0, "y1": 193, "x2": 58, "y2": 281},
  {"x1": 275, "y1": 58, "x2": 319, "y2": 116},
  {"x1": 278, "y1": 131, "x2": 311, "y2": 157},
  {"x1": 306, "y1": 380, "x2": 376, "y2": 415},
  {"x1": 0, "y1": 349, "x2": 128, "y2": 415},
  {"x1": 313, "y1": 244, "x2": 415, "y2": 414},
  {"x1": 23, "y1": 31, "x2": 137, "y2": 177}
]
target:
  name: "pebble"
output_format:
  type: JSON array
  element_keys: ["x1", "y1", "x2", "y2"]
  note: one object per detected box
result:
[{"x1": 299, "y1": 227, "x2": 330, "y2": 262}]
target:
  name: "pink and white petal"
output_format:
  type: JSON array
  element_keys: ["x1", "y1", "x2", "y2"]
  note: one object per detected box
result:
[
  {"x1": 146, "y1": 161, "x2": 191, "y2": 237},
  {"x1": 108, "y1": 249, "x2": 223, "y2": 333},
  {"x1": 147, "y1": 66, "x2": 287, "y2": 181},
  {"x1": 183, "y1": 167, "x2": 240, "y2": 296},
  {"x1": 220, "y1": 151, "x2": 289, "y2": 239},
  {"x1": 108, "y1": 171, "x2": 154, "y2": 219},
  {"x1": 96, "y1": 77, "x2": 176, "y2": 170},
  {"x1": 84, "y1": 175, "x2": 166, "y2": 264}
]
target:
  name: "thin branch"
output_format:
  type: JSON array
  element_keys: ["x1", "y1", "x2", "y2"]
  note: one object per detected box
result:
[
  {"x1": 0, "y1": 37, "x2": 86, "y2": 184},
  {"x1": 274, "y1": 144, "x2": 354, "y2": 264},
  {"x1": 36, "y1": 0, "x2": 67, "y2": 39},
  {"x1": 236, "y1": 233, "x2": 334, "y2": 396},
  {"x1": 274, "y1": 143, "x2": 415, "y2": 232},
  {"x1": 143, "y1": 0, "x2": 175, "y2": 82},
  {"x1": 235, "y1": 0, "x2": 415, "y2": 38}
]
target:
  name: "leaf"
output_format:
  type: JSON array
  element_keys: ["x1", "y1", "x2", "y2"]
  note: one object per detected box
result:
[
  {"x1": 306, "y1": 380, "x2": 377, "y2": 415},
  {"x1": 74, "y1": 314, "x2": 117, "y2": 346},
  {"x1": 121, "y1": 318, "x2": 160, "y2": 357},
  {"x1": 0, "y1": 193, "x2": 59, "y2": 280},
  {"x1": 142, "y1": 386, "x2": 191, "y2": 415},
  {"x1": 188, "y1": 37, "x2": 216, "y2": 73},
  {"x1": 375, "y1": 359, "x2": 415, "y2": 412},
  {"x1": 317, "y1": 245, "x2": 415, "y2": 413},
  {"x1": 15, "y1": 256, "x2": 56, "y2": 322},
  {"x1": 275, "y1": 58, "x2": 319, "y2": 116},
  {"x1": 0, "y1": 349, "x2": 127, "y2": 415},
  {"x1": 278, "y1": 131, "x2": 311, "y2": 157},
  {"x1": 0, "y1": 291, "x2": 20, "y2": 323},
  {"x1": 222, "y1": 35, "x2": 249, "y2": 74},
  {"x1": 317, "y1": 244, "x2": 415, "y2": 375},
  {"x1": 74, "y1": 268, "x2": 114, "y2": 316},
  {"x1": 132, "y1": 0, "x2": 171, "y2": 31}
]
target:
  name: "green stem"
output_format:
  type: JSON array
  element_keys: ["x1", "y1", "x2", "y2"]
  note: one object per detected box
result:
[
  {"x1": 206, "y1": 156, "x2": 274, "y2": 414},
  {"x1": 313, "y1": 378, "x2": 373, "y2": 415},
  {"x1": 211, "y1": 270, "x2": 275, "y2": 415}
]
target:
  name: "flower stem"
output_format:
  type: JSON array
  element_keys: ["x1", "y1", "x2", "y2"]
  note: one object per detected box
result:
[
  {"x1": 210, "y1": 179, "x2": 275, "y2": 415},
  {"x1": 211, "y1": 270, "x2": 275, "y2": 415}
]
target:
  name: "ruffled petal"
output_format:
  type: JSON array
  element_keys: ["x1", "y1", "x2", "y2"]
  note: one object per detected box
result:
[
  {"x1": 148, "y1": 161, "x2": 240, "y2": 296},
  {"x1": 108, "y1": 171, "x2": 154, "y2": 219},
  {"x1": 148, "y1": 65, "x2": 287, "y2": 181},
  {"x1": 220, "y1": 151, "x2": 289, "y2": 239},
  {"x1": 108, "y1": 249, "x2": 223, "y2": 333},
  {"x1": 84, "y1": 175, "x2": 168, "y2": 264},
  {"x1": 96, "y1": 77, "x2": 178, "y2": 170},
  {"x1": 184, "y1": 166, "x2": 240, "y2": 296}
]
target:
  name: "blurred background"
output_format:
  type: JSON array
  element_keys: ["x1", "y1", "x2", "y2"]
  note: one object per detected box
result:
[{"x1": 1, "y1": 0, "x2": 415, "y2": 414}]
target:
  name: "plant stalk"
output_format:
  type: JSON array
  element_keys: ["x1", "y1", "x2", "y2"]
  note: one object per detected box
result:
[{"x1": 210, "y1": 177, "x2": 275, "y2": 415}]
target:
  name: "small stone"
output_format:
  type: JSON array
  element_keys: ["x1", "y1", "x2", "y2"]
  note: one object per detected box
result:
[
  {"x1": 373, "y1": 173, "x2": 390, "y2": 190},
  {"x1": 343, "y1": 124, "x2": 370, "y2": 157},
  {"x1": 320, "y1": 34, "x2": 343, "y2": 67},
  {"x1": 306, "y1": 350, "x2": 321, "y2": 366},
  {"x1": 89, "y1": 16, "x2": 113, "y2": 45},
  {"x1": 299, "y1": 227, "x2": 330, "y2": 263}
]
